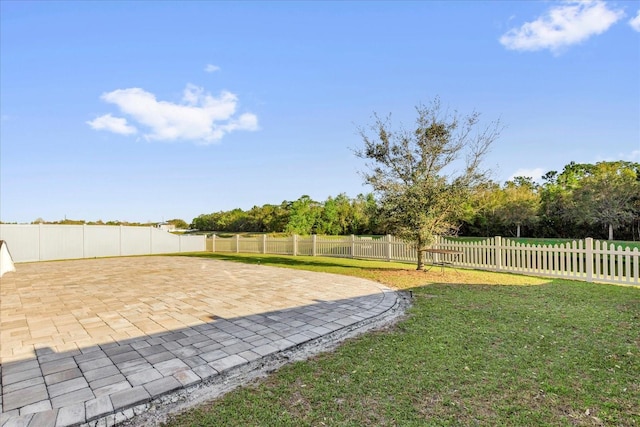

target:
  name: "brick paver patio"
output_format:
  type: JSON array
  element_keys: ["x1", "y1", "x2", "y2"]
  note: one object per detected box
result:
[{"x1": 0, "y1": 256, "x2": 399, "y2": 426}]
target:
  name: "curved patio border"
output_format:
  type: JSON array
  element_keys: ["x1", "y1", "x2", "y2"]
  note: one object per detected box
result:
[{"x1": 0, "y1": 257, "x2": 407, "y2": 427}]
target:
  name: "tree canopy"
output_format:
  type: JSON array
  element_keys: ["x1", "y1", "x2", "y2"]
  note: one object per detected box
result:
[
  {"x1": 188, "y1": 161, "x2": 639, "y2": 243},
  {"x1": 355, "y1": 98, "x2": 502, "y2": 269}
]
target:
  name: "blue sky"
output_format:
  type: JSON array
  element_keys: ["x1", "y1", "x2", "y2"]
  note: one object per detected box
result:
[{"x1": 1, "y1": 1, "x2": 639, "y2": 224}]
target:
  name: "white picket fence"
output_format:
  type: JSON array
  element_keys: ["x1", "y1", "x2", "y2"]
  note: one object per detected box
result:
[
  {"x1": 209, "y1": 234, "x2": 640, "y2": 286},
  {"x1": 0, "y1": 224, "x2": 206, "y2": 263}
]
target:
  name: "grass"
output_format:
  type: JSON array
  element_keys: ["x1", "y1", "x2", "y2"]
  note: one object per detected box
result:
[{"x1": 167, "y1": 253, "x2": 639, "y2": 426}]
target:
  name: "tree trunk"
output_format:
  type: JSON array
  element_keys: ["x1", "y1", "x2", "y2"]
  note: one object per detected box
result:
[
  {"x1": 416, "y1": 238, "x2": 425, "y2": 270},
  {"x1": 516, "y1": 224, "x2": 521, "y2": 238},
  {"x1": 608, "y1": 223, "x2": 614, "y2": 240}
]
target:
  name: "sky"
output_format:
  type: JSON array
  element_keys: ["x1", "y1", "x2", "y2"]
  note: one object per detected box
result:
[{"x1": 1, "y1": 0, "x2": 639, "y2": 224}]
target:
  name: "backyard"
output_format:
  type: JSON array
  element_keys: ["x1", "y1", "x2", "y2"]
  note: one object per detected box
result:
[{"x1": 166, "y1": 253, "x2": 639, "y2": 426}]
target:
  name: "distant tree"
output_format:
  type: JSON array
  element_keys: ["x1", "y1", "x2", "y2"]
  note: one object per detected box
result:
[
  {"x1": 632, "y1": 193, "x2": 640, "y2": 241},
  {"x1": 568, "y1": 161, "x2": 639, "y2": 240},
  {"x1": 355, "y1": 97, "x2": 502, "y2": 269},
  {"x1": 167, "y1": 219, "x2": 188, "y2": 229},
  {"x1": 460, "y1": 181, "x2": 504, "y2": 237},
  {"x1": 57, "y1": 218, "x2": 85, "y2": 225},
  {"x1": 494, "y1": 177, "x2": 540, "y2": 237},
  {"x1": 315, "y1": 196, "x2": 341, "y2": 235},
  {"x1": 315, "y1": 193, "x2": 353, "y2": 235},
  {"x1": 285, "y1": 195, "x2": 321, "y2": 235},
  {"x1": 350, "y1": 193, "x2": 380, "y2": 235},
  {"x1": 266, "y1": 202, "x2": 290, "y2": 233},
  {"x1": 539, "y1": 163, "x2": 592, "y2": 238}
]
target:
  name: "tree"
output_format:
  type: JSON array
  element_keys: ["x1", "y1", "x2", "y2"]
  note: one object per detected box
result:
[
  {"x1": 350, "y1": 193, "x2": 380, "y2": 235},
  {"x1": 459, "y1": 181, "x2": 503, "y2": 236},
  {"x1": 539, "y1": 163, "x2": 592, "y2": 238},
  {"x1": 315, "y1": 193, "x2": 354, "y2": 235},
  {"x1": 568, "y1": 161, "x2": 639, "y2": 240},
  {"x1": 494, "y1": 177, "x2": 540, "y2": 237},
  {"x1": 355, "y1": 97, "x2": 502, "y2": 269},
  {"x1": 284, "y1": 195, "x2": 321, "y2": 235},
  {"x1": 315, "y1": 196, "x2": 342, "y2": 235},
  {"x1": 167, "y1": 218, "x2": 188, "y2": 229}
]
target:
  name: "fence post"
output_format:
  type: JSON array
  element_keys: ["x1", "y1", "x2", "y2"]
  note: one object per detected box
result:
[
  {"x1": 235, "y1": 234, "x2": 240, "y2": 253},
  {"x1": 312, "y1": 234, "x2": 317, "y2": 257},
  {"x1": 262, "y1": 234, "x2": 267, "y2": 254},
  {"x1": 293, "y1": 234, "x2": 298, "y2": 256},
  {"x1": 495, "y1": 236, "x2": 502, "y2": 272},
  {"x1": 351, "y1": 235, "x2": 356, "y2": 259},
  {"x1": 386, "y1": 235, "x2": 392, "y2": 262},
  {"x1": 585, "y1": 237, "x2": 593, "y2": 282},
  {"x1": 211, "y1": 234, "x2": 216, "y2": 252},
  {"x1": 38, "y1": 223, "x2": 43, "y2": 261}
]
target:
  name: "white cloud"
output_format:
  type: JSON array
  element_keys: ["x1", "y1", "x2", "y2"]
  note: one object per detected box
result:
[
  {"x1": 86, "y1": 113, "x2": 137, "y2": 135},
  {"x1": 499, "y1": 0, "x2": 625, "y2": 54},
  {"x1": 630, "y1": 10, "x2": 640, "y2": 31},
  {"x1": 596, "y1": 149, "x2": 640, "y2": 163},
  {"x1": 507, "y1": 168, "x2": 546, "y2": 183},
  {"x1": 90, "y1": 84, "x2": 258, "y2": 144},
  {"x1": 205, "y1": 64, "x2": 221, "y2": 73}
]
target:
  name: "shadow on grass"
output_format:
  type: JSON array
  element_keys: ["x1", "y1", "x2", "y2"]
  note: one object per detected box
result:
[{"x1": 178, "y1": 252, "x2": 554, "y2": 289}]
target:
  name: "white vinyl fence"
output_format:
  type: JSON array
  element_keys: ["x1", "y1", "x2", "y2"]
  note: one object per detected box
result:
[
  {"x1": 0, "y1": 224, "x2": 206, "y2": 263},
  {"x1": 209, "y1": 234, "x2": 640, "y2": 286}
]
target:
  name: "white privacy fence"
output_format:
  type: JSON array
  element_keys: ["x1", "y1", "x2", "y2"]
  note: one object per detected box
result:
[
  {"x1": 209, "y1": 234, "x2": 640, "y2": 286},
  {"x1": 0, "y1": 224, "x2": 206, "y2": 263}
]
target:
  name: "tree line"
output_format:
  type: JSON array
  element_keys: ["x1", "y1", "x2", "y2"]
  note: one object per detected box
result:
[
  {"x1": 191, "y1": 193, "x2": 380, "y2": 236},
  {"x1": 190, "y1": 160, "x2": 640, "y2": 242},
  {"x1": 15, "y1": 218, "x2": 191, "y2": 229}
]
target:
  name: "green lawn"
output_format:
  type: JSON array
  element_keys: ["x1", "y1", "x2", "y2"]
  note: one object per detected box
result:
[{"x1": 167, "y1": 253, "x2": 639, "y2": 426}]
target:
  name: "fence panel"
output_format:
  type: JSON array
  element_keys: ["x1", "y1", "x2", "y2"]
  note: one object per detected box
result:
[
  {"x1": 591, "y1": 241, "x2": 639, "y2": 285},
  {"x1": 265, "y1": 237, "x2": 294, "y2": 255},
  {"x1": 355, "y1": 236, "x2": 387, "y2": 260},
  {"x1": 0, "y1": 224, "x2": 205, "y2": 262},
  {"x1": 39, "y1": 225, "x2": 85, "y2": 261},
  {"x1": 84, "y1": 226, "x2": 121, "y2": 258},
  {"x1": 120, "y1": 227, "x2": 152, "y2": 256},
  {"x1": 0, "y1": 224, "x2": 40, "y2": 262},
  {"x1": 237, "y1": 236, "x2": 261, "y2": 253},
  {"x1": 180, "y1": 234, "x2": 206, "y2": 252},
  {"x1": 151, "y1": 228, "x2": 180, "y2": 254},
  {"x1": 211, "y1": 236, "x2": 234, "y2": 253},
  {"x1": 297, "y1": 236, "x2": 314, "y2": 256},
  {"x1": 316, "y1": 236, "x2": 352, "y2": 258},
  {"x1": 389, "y1": 236, "x2": 417, "y2": 263}
]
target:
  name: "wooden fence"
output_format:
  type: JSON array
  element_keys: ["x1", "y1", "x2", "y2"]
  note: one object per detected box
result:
[{"x1": 208, "y1": 234, "x2": 639, "y2": 286}]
